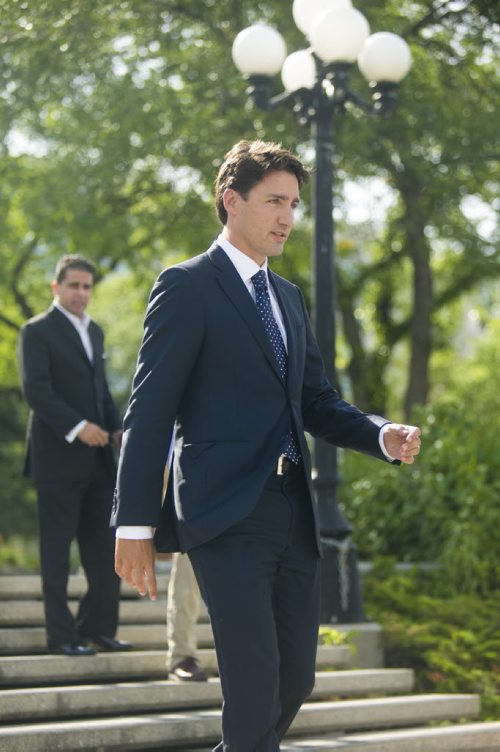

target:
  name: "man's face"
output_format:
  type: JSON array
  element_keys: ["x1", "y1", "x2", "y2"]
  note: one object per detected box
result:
[
  {"x1": 51, "y1": 269, "x2": 94, "y2": 318},
  {"x1": 223, "y1": 170, "x2": 300, "y2": 266}
]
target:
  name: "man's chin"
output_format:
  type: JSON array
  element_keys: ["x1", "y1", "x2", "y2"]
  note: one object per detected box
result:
[{"x1": 267, "y1": 244, "x2": 285, "y2": 258}]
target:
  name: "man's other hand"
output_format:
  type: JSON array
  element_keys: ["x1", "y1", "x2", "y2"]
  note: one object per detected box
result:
[
  {"x1": 77, "y1": 422, "x2": 110, "y2": 447},
  {"x1": 383, "y1": 424, "x2": 421, "y2": 464},
  {"x1": 115, "y1": 538, "x2": 157, "y2": 601}
]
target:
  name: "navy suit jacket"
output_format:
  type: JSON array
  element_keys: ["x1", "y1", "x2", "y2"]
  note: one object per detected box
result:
[
  {"x1": 111, "y1": 243, "x2": 393, "y2": 553},
  {"x1": 18, "y1": 306, "x2": 121, "y2": 483}
]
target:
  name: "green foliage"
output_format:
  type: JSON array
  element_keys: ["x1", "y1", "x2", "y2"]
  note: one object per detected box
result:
[
  {"x1": 0, "y1": 535, "x2": 39, "y2": 572},
  {"x1": 341, "y1": 317, "x2": 500, "y2": 594},
  {"x1": 1, "y1": 0, "x2": 498, "y2": 417},
  {"x1": 364, "y1": 564, "x2": 500, "y2": 720},
  {"x1": 89, "y1": 268, "x2": 159, "y2": 411},
  {"x1": 318, "y1": 626, "x2": 353, "y2": 649},
  {"x1": 0, "y1": 388, "x2": 37, "y2": 539}
]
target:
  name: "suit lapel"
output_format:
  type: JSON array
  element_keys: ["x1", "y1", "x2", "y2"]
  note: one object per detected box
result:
[
  {"x1": 88, "y1": 322, "x2": 101, "y2": 366},
  {"x1": 50, "y1": 307, "x2": 94, "y2": 368},
  {"x1": 208, "y1": 245, "x2": 284, "y2": 384}
]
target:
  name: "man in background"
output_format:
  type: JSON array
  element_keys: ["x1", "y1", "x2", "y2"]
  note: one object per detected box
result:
[
  {"x1": 166, "y1": 552, "x2": 207, "y2": 682},
  {"x1": 18, "y1": 254, "x2": 131, "y2": 656}
]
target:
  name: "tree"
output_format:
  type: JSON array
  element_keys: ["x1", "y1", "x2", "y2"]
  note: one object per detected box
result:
[{"x1": 0, "y1": 0, "x2": 498, "y2": 411}]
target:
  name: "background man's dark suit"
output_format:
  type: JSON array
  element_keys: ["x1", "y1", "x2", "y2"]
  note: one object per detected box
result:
[{"x1": 19, "y1": 305, "x2": 122, "y2": 650}]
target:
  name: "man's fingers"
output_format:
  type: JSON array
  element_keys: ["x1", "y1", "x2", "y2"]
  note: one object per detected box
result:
[
  {"x1": 145, "y1": 569, "x2": 158, "y2": 601},
  {"x1": 78, "y1": 423, "x2": 110, "y2": 446},
  {"x1": 400, "y1": 425, "x2": 421, "y2": 463},
  {"x1": 384, "y1": 423, "x2": 421, "y2": 463},
  {"x1": 404, "y1": 426, "x2": 421, "y2": 444},
  {"x1": 114, "y1": 538, "x2": 157, "y2": 601}
]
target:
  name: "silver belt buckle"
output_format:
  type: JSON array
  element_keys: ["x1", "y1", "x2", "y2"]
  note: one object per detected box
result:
[{"x1": 277, "y1": 455, "x2": 286, "y2": 476}]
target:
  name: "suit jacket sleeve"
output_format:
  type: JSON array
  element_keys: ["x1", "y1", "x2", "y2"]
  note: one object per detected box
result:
[
  {"x1": 114, "y1": 266, "x2": 205, "y2": 526},
  {"x1": 91, "y1": 324, "x2": 122, "y2": 432},
  {"x1": 18, "y1": 322, "x2": 84, "y2": 438},
  {"x1": 298, "y1": 289, "x2": 392, "y2": 460}
]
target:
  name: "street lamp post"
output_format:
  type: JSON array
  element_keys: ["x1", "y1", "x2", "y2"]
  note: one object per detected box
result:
[{"x1": 232, "y1": 0, "x2": 411, "y2": 624}]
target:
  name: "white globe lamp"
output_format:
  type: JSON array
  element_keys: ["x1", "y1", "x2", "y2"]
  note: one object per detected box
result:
[
  {"x1": 358, "y1": 32, "x2": 412, "y2": 82},
  {"x1": 281, "y1": 50, "x2": 316, "y2": 92},
  {"x1": 292, "y1": 0, "x2": 352, "y2": 39},
  {"x1": 231, "y1": 24, "x2": 287, "y2": 76},
  {"x1": 310, "y1": 7, "x2": 370, "y2": 63}
]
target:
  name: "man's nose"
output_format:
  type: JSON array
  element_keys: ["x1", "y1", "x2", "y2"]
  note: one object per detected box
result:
[{"x1": 279, "y1": 205, "x2": 294, "y2": 227}]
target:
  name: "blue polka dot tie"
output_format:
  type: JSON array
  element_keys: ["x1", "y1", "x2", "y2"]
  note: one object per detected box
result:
[{"x1": 251, "y1": 270, "x2": 300, "y2": 464}]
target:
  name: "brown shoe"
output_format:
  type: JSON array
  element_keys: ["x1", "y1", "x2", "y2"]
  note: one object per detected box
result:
[{"x1": 169, "y1": 656, "x2": 207, "y2": 682}]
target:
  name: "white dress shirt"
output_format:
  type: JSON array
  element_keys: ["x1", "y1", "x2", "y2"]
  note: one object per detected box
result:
[{"x1": 217, "y1": 235, "x2": 288, "y2": 348}]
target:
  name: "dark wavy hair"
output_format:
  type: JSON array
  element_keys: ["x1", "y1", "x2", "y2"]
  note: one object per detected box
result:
[
  {"x1": 214, "y1": 140, "x2": 309, "y2": 225},
  {"x1": 54, "y1": 254, "x2": 96, "y2": 284}
]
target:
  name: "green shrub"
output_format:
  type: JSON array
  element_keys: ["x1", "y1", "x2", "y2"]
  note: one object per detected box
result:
[
  {"x1": 0, "y1": 389, "x2": 38, "y2": 539},
  {"x1": 340, "y1": 396, "x2": 500, "y2": 594},
  {"x1": 0, "y1": 535, "x2": 40, "y2": 572},
  {"x1": 364, "y1": 563, "x2": 500, "y2": 720}
]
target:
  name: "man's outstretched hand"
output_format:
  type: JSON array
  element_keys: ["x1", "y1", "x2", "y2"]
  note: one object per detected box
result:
[
  {"x1": 383, "y1": 424, "x2": 421, "y2": 464},
  {"x1": 115, "y1": 538, "x2": 157, "y2": 601}
]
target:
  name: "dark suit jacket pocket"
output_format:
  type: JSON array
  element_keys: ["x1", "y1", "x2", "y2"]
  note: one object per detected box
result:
[
  {"x1": 175, "y1": 439, "x2": 249, "y2": 522},
  {"x1": 182, "y1": 441, "x2": 216, "y2": 458}
]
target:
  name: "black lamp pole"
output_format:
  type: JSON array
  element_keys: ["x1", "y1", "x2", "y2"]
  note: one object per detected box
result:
[{"x1": 244, "y1": 62, "x2": 399, "y2": 623}]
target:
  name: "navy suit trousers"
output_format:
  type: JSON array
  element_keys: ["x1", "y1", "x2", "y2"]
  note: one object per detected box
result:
[{"x1": 188, "y1": 464, "x2": 321, "y2": 752}]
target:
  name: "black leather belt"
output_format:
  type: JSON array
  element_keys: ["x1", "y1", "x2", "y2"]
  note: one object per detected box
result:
[{"x1": 275, "y1": 454, "x2": 300, "y2": 476}]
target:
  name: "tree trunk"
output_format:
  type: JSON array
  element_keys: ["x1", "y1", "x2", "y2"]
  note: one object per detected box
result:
[
  {"x1": 401, "y1": 190, "x2": 433, "y2": 420},
  {"x1": 337, "y1": 271, "x2": 389, "y2": 415}
]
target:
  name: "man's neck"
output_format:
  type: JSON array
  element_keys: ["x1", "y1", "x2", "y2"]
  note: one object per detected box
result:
[{"x1": 54, "y1": 300, "x2": 88, "y2": 324}]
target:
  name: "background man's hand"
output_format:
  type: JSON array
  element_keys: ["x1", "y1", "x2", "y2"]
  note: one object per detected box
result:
[
  {"x1": 383, "y1": 424, "x2": 421, "y2": 464},
  {"x1": 115, "y1": 538, "x2": 157, "y2": 601},
  {"x1": 111, "y1": 429, "x2": 123, "y2": 450},
  {"x1": 77, "y1": 422, "x2": 110, "y2": 446}
]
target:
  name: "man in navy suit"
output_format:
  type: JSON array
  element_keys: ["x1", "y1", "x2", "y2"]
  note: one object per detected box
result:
[
  {"x1": 113, "y1": 141, "x2": 421, "y2": 750},
  {"x1": 18, "y1": 255, "x2": 130, "y2": 656}
]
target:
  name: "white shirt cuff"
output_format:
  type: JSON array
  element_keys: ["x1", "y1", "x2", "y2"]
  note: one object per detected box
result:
[
  {"x1": 116, "y1": 526, "x2": 153, "y2": 539},
  {"x1": 379, "y1": 424, "x2": 396, "y2": 461},
  {"x1": 65, "y1": 420, "x2": 87, "y2": 443}
]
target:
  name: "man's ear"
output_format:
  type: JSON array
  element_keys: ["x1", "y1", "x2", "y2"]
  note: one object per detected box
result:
[
  {"x1": 50, "y1": 280, "x2": 59, "y2": 296},
  {"x1": 223, "y1": 188, "x2": 240, "y2": 217}
]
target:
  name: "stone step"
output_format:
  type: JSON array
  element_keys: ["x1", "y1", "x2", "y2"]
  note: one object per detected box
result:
[
  {"x1": 0, "y1": 572, "x2": 171, "y2": 600},
  {"x1": 0, "y1": 622, "x2": 382, "y2": 668},
  {"x1": 276, "y1": 723, "x2": 500, "y2": 751},
  {"x1": 0, "y1": 623, "x2": 214, "y2": 654},
  {"x1": 0, "y1": 644, "x2": 351, "y2": 687},
  {"x1": 0, "y1": 599, "x2": 171, "y2": 626},
  {"x1": 0, "y1": 575, "x2": 384, "y2": 668},
  {"x1": 0, "y1": 669, "x2": 414, "y2": 722},
  {"x1": 0, "y1": 694, "x2": 481, "y2": 751}
]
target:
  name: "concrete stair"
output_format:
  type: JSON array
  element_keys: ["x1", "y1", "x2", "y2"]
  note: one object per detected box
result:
[{"x1": 0, "y1": 573, "x2": 499, "y2": 751}]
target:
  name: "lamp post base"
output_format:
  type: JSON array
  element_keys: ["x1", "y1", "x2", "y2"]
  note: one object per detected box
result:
[{"x1": 320, "y1": 536, "x2": 365, "y2": 623}]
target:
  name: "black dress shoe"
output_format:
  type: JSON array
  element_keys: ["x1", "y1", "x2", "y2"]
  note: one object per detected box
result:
[
  {"x1": 83, "y1": 635, "x2": 133, "y2": 652},
  {"x1": 52, "y1": 643, "x2": 96, "y2": 656},
  {"x1": 169, "y1": 656, "x2": 208, "y2": 682}
]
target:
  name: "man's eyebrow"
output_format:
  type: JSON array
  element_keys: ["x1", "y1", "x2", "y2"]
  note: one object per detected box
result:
[{"x1": 266, "y1": 193, "x2": 301, "y2": 204}]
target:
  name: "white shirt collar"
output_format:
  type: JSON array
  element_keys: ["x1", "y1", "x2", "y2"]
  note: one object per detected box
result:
[
  {"x1": 54, "y1": 301, "x2": 91, "y2": 330},
  {"x1": 217, "y1": 234, "x2": 268, "y2": 285}
]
